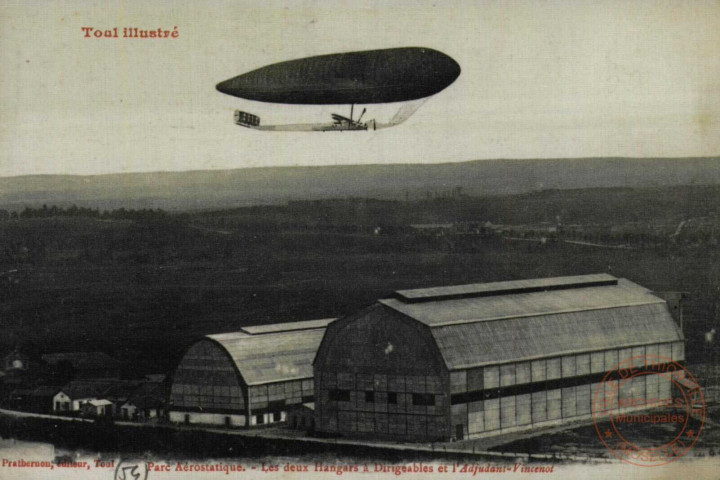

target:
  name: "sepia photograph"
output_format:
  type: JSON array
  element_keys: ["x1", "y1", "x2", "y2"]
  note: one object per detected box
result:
[{"x1": 1, "y1": 1, "x2": 719, "y2": 478}]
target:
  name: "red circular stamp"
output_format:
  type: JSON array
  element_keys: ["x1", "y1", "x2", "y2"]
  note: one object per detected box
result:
[{"x1": 592, "y1": 354, "x2": 705, "y2": 467}]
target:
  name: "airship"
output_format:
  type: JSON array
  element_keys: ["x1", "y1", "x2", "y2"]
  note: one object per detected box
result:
[{"x1": 216, "y1": 47, "x2": 460, "y2": 131}]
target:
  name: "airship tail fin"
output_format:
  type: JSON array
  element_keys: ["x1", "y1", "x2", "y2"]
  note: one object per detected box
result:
[{"x1": 374, "y1": 98, "x2": 428, "y2": 129}]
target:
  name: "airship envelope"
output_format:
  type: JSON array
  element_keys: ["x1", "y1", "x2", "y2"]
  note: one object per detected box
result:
[{"x1": 216, "y1": 47, "x2": 460, "y2": 131}]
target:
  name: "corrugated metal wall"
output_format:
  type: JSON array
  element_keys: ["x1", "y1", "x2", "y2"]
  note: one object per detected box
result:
[
  {"x1": 319, "y1": 371, "x2": 449, "y2": 440},
  {"x1": 247, "y1": 380, "x2": 312, "y2": 411},
  {"x1": 450, "y1": 341, "x2": 684, "y2": 438},
  {"x1": 170, "y1": 340, "x2": 315, "y2": 427},
  {"x1": 315, "y1": 309, "x2": 449, "y2": 441},
  {"x1": 170, "y1": 340, "x2": 245, "y2": 412}
]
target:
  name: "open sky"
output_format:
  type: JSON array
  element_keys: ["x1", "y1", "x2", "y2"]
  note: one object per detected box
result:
[{"x1": 1, "y1": 0, "x2": 719, "y2": 177}]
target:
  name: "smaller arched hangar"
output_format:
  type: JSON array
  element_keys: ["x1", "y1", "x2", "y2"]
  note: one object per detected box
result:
[{"x1": 169, "y1": 318, "x2": 333, "y2": 427}]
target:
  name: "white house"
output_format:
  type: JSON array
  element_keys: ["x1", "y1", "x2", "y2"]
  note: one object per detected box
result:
[
  {"x1": 52, "y1": 381, "x2": 116, "y2": 412},
  {"x1": 52, "y1": 391, "x2": 73, "y2": 412}
]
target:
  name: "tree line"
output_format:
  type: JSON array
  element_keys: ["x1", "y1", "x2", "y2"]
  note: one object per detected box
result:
[{"x1": 3, "y1": 205, "x2": 169, "y2": 221}]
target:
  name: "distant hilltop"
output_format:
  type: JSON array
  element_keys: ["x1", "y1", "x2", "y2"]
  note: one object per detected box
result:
[{"x1": 0, "y1": 157, "x2": 718, "y2": 212}]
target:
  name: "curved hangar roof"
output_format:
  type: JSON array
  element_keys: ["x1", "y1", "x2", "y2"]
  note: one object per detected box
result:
[
  {"x1": 321, "y1": 274, "x2": 683, "y2": 371},
  {"x1": 207, "y1": 318, "x2": 334, "y2": 386},
  {"x1": 216, "y1": 47, "x2": 461, "y2": 105}
]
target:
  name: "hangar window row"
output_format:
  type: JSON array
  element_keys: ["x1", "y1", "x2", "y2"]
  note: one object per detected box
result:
[
  {"x1": 451, "y1": 374, "x2": 673, "y2": 436},
  {"x1": 329, "y1": 389, "x2": 436, "y2": 407},
  {"x1": 449, "y1": 342, "x2": 684, "y2": 395},
  {"x1": 321, "y1": 373, "x2": 443, "y2": 394}
]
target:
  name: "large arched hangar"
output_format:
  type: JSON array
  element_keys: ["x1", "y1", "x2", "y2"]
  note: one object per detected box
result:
[{"x1": 313, "y1": 274, "x2": 684, "y2": 442}]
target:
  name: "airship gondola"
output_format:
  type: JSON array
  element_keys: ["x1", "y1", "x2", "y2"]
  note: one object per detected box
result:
[{"x1": 216, "y1": 47, "x2": 460, "y2": 131}]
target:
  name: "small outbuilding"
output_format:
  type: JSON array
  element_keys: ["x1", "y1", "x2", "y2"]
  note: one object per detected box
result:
[
  {"x1": 121, "y1": 395, "x2": 166, "y2": 421},
  {"x1": 287, "y1": 402, "x2": 316, "y2": 431},
  {"x1": 81, "y1": 399, "x2": 113, "y2": 417},
  {"x1": 3, "y1": 349, "x2": 33, "y2": 372}
]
